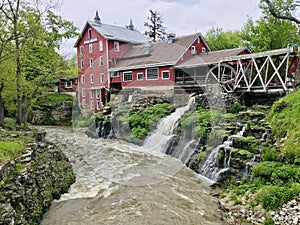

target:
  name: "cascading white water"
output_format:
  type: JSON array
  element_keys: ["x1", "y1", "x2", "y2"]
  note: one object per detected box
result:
[
  {"x1": 199, "y1": 126, "x2": 246, "y2": 181},
  {"x1": 142, "y1": 97, "x2": 195, "y2": 153}
]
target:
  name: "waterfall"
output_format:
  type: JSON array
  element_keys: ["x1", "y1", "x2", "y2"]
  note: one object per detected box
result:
[
  {"x1": 142, "y1": 97, "x2": 195, "y2": 153},
  {"x1": 199, "y1": 125, "x2": 246, "y2": 181}
]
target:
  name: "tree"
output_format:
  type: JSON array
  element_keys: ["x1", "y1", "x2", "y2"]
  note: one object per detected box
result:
[
  {"x1": 260, "y1": 0, "x2": 300, "y2": 33},
  {"x1": 205, "y1": 28, "x2": 243, "y2": 51},
  {"x1": 0, "y1": 0, "x2": 78, "y2": 128},
  {"x1": 144, "y1": 9, "x2": 167, "y2": 42},
  {"x1": 241, "y1": 16, "x2": 300, "y2": 52}
]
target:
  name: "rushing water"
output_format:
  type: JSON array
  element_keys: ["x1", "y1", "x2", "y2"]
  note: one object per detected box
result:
[{"x1": 40, "y1": 126, "x2": 224, "y2": 225}]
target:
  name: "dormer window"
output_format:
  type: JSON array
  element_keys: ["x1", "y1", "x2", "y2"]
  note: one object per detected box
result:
[
  {"x1": 202, "y1": 47, "x2": 206, "y2": 53},
  {"x1": 114, "y1": 41, "x2": 119, "y2": 52},
  {"x1": 191, "y1": 46, "x2": 197, "y2": 54},
  {"x1": 88, "y1": 29, "x2": 92, "y2": 39}
]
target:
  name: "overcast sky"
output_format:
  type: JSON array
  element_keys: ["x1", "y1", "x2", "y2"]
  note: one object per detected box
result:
[{"x1": 59, "y1": 0, "x2": 262, "y2": 56}]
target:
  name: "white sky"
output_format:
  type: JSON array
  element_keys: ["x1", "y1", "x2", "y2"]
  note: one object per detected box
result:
[{"x1": 58, "y1": 0, "x2": 262, "y2": 56}]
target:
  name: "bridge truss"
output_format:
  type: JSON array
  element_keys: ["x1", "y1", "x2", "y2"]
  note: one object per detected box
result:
[{"x1": 205, "y1": 47, "x2": 299, "y2": 93}]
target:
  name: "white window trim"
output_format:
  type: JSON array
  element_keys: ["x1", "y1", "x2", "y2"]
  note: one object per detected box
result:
[
  {"x1": 81, "y1": 75, "x2": 85, "y2": 84},
  {"x1": 90, "y1": 74, "x2": 94, "y2": 84},
  {"x1": 90, "y1": 100, "x2": 94, "y2": 110},
  {"x1": 100, "y1": 73, "x2": 105, "y2": 83},
  {"x1": 161, "y1": 70, "x2": 170, "y2": 80},
  {"x1": 96, "y1": 100, "x2": 101, "y2": 110},
  {"x1": 137, "y1": 72, "x2": 144, "y2": 81},
  {"x1": 123, "y1": 71, "x2": 133, "y2": 82},
  {"x1": 114, "y1": 41, "x2": 119, "y2": 52},
  {"x1": 65, "y1": 81, "x2": 72, "y2": 88},
  {"x1": 191, "y1": 45, "x2": 197, "y2": 54},
  {"x1": 82, "y1": 99, "x2": 86, "y2": 109},
  {"x1": 80, "y1": 60, "x2": 84, "y2": 69},
  {"x1": 89, "y1": 43, "x2": 93, "y2": 53},
  {"x1": 88, "y1": 28, "x2": 92, "y2": 39},
  {"x1": 202, "y1": 47, "x2": 206, "y2": 53},
  {"x1": 99, "y1": 40, "x2": 103, "y2": 51},
  {"x1": 82, "y1": 88, "x2": 86, "y2": 97},
  {"x1": 146, "y1": 68, "x2": 159, "y2": 80},
  {"x1": 80, "y1": 46, "x2": 84, "y2": 55},
  {"x1": 90, "y1": 58, "x2": 93, "y2": 68},
  {"x1": 99, "y1": 56, "x2": 104, "y2": 66},
  {"x1": 90, "y1": 90, "x2": 94, "y2": 99}
]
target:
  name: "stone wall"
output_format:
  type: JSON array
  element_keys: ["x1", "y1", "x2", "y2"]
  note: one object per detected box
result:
[{"x1": 0, "y1": 131, "x2": 75, "y2": 225}]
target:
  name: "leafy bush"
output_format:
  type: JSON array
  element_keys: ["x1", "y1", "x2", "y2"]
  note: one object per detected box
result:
[
  {"x1": 261, "y1": 148, "x2": 278, "y2": 161},
  {"x1": 0, "y1": 142, "x2": 26, "y2": 164},
  {"x1": 251, "y1": 161, "x2": 282, "y2": 181}
]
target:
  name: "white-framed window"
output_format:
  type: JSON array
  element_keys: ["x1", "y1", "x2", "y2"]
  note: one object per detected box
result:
[
  {"x1": 123, "y1": 71, "x2": 132, "y2": 82},
  {"x1": 89, "y1": 43, "x2": 93, "y2": 53},
  {"x1": 65, "y1": 81, "x2": 72, "y2": 88},
  {"x1": 96, "y1": 90, "x2": 100, "y2": 99},
  {"x1": 100, "y1": 73, "x2": 105, "y2": 83},
  {"x1": 99, "y1": 40, "x2": 103, "y2": 51},
  {"x1": 114, "y1": 41, "x2": 119, "y2": 52},
  {"x1": 99, "y1": 56, "x2": 104, "y2": 66},
  {"x1": 202, "y1": 47, "x2": 206, "y2": 53},
  {"x1": 146, "y1": 68, "x2": 158, "y2": 80},
  {"x1": 191, "y1": 45, "x2": 197, "y2": 54},
  {"x1": 80, "y1": 46, "x2": 84, "y2": 55},
  {"x1": 197, "y1": 37, "x2": 200, "y2": 44},
  {"x1": 90, "y1": 58, "x2": 93, "y2": 68},
  {"x1": 90, "y1": 90, "x2": 94, "y2": 99},
  {"x1": 111, "y1": 71, "x2": 119, "y2": 77},
  {"x1": 90, "y1": 100, "x2": 94, "y2": 110},
  {"x1": 80, "y1": 60, "x2": 84, "y2": 69},
  {"x1": 96, "y1": 100, "x2": 101, "y2": 110},
  {"x1": 90, "y1": 74, "x2": 94, "y2": 84},
  {"x1": 137, "y1": 73, "x2": 143, "y2": 80},
  {"x1": 82, "y1": 99, "x2": 86, "y2": 109},
  {"x1": 162, "y1": 70, "x2": 170, "y2": 80},
  {"x1": 81, "y1": 75, "x2": 85, "y2": 84},
  {"x1": 82, "y1": 88, "x2": 86, "y2": 97},
  {"x1": 88, "y1": 28, "x2": 92, "y2": 39}
]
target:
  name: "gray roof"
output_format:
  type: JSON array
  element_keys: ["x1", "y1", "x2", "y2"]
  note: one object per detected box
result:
[
  {"x1": 75, "y1": 20, "x2": 147, "y2": 46},
  {"x1": 110, "y1": 33, "x2": 205, "y2": 71},
  {"x1": 175, "y1": 47, "x2": 251, "y2": 69}
]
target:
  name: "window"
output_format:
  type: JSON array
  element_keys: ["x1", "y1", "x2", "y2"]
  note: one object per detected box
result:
[
  {"x1": 88, "y1": 29, "x2": 92, "y2": 39},
  {"x1": 90, "y1": 58, "x2": 93, "y2": 68},
  {"x1": 65, "y1": 81, "x2": 72, "y2": 88},
  {"x1": 99, "y1": 56, "x2": 104, "y2": 66},
  {"x1": 197, "y1": 37, "x2": 200, "y2": 44},
  {"x1": 111, "y1": 71, "x2": 119, "y2": 77},
  {"x1": 100, "y1": 73, "x2": 105, "y2": 83},
  {"x1": 82, "y1": 99, "x2": 86, "y2": 109},
  {"x1": 80, "y1": 46, "x2": 84, "y2": 55},
  {"x1": 123, "y1": 71, "x2": 132, "y2": 82},
  {"x1": 80, "y1": 60, "x2": 84, "y2": 69},
  {"x1": 191, "y1": 46, "x2": 197, "y2": 54},
  {"x1": 99, "y1": 41, "x2": 103, "y2": 51},
  {"x1": 137, "y1": 73, "x2": 143, "y2": 80},
  {"x1": 90, "y1": 100, "x2": 94, "y2": 110},
  {"x1": 90, "y1": 90, "x2": 94, "y2": 99},
  {"x1": 81, "y1": 75, "x2": 85, "y2": 84},
  {"x1": 162, "y1": 71, "x2": 170, "y2": 80},
  {"x1": 89, "y1": 43, "x2": 93, "y2": 53},
  {"x1": 82, "y1": 88, "x2": 86, "y2": 97},
  {"x1": 96, "y1": 100, "x2": 102, "y2": 110},
  {"x1": 90, "y1": 74, "x2": 94, "y2": 84},
  {"x1": 146, "y1": 68, "x2": 158, "y2": 80},
  {"x1": 202, "y1": 47, "x2": 206, "y2": 53},
  {"x1": 114, "y1": 41, "x2": 119, "y2": 52},
  {"x1": 96, "y1": 90, "x2": 100, "y2": 99}
]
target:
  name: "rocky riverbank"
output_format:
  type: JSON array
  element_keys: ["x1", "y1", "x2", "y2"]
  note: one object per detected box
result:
[{"x1": 0, "y1": 130, "x2": 75, "y2": 225}]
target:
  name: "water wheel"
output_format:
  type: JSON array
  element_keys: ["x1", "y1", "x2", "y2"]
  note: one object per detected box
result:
[{"x1": 205, "y1": 63, "x2": 237, "y2": 93}]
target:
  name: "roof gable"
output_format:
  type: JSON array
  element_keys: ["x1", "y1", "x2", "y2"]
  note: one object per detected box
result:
[
  {"x1": 111, "y1": 33, "x2": 206, "y2": 70},
  {"x1": 74, "y1": 20, "x2": 147, "y2": 47}
]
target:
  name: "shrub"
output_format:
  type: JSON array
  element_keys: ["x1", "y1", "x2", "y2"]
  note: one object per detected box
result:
[
  {"x1": 251, "y1": 161, "x2": 282, "y2": 181},
  {"x1": 262, "y1": 148, "x2": 278, "y2": 161},
  {"x1": 0, "y1": 142, "x2": 26, "y2": 164}
]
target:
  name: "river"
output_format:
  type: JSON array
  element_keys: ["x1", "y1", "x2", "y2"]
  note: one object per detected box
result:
[{"x1": 40, "y1": 126, "x2": 225, "y2": 225}]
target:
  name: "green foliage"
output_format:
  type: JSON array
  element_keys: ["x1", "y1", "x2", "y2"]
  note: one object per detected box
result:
[
  {"x1": 264, "y1": 217, "x2": 274, "y2": 225},
  {"x1": 0, "y1": 142, "x2": 26, "y2": 164},
  {"x1": 231, "y1": 102, "x2": 246, "y2": 114},
  {"x1": 232, "y1": 136, "x2": 259, "y2": 151},
  {"x1": 262, "y1": 148, "x2": 278, "y2": 161},
  {"x1": 231, "y1": 149, "x2": 253, "y2": 158},
  {"x1": 34, "y1": 93, "x2": 74, "y2": 106},
  {"x1": 205, "y1": 27, "x2": 243, "y2": 51},
  {"x1": 267, "y1": 89, "x2": 300, "y2": 162}
]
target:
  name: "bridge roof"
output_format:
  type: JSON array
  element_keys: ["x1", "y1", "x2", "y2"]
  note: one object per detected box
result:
[{"x1": 175, "y1": 47, "x2": 250, "y2": 69}]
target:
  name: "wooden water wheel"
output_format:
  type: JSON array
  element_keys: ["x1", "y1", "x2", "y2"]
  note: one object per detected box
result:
[{"x1": 205, "y1": 63, "x2": 237, "y2": 93}]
